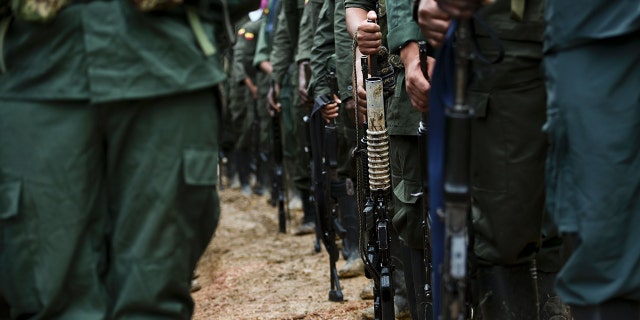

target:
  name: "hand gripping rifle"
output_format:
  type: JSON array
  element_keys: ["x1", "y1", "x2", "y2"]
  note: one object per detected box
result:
[
  {"x1": 309, "y1": 70, "x2": 348, "y2": 302},
  {"x1": 359, "y1": 42, "x2": 395, "y2": 318},
  {"x1": 270, "y1": 79, "x2": 289, "y2": 234}
]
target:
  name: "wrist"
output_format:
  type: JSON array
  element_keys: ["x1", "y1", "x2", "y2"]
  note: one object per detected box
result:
[{"x1": 399, "y1": 41, "x2": 420, "y2": 68}]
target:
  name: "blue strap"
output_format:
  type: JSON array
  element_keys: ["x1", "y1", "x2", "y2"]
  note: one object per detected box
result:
[{"x1": 428, "y1": 19, "x2": 457, "y2": 320}]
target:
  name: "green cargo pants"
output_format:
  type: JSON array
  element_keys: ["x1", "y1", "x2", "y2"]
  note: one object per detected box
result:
[
  {"x1": 0, "y1": 88, "x2": 220, "y2": 319},
  {"x1": 468, "y1": 56, "x2": 561, "y2": 271}
]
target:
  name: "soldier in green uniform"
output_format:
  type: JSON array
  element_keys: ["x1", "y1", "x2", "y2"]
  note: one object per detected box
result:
[
  {"x1": 416, "y1": 0, "x2": 570, "y2": 318},
  {"x1": 252, "y1": 0, "x2": 280, "y2": 196},
  {"x1": 230, "y1": 17, "x2": 263, "y2": 195},
  {"x1": 306, "y1": 0, "x2": 364, "y2": 279},
  {"x1": 542, "y1": 2, "x2": 640, "y2": 318},
  {"x1": 229, "y1": 15, "x2": 264, "y2": 195},
  {"x1": 346, "y1": 1, "x2": 423, "y2": 319},
  {"x1": 268, "y1": 0, "x2": 318, "y2": 235},
  {"x1": 0, "y1": 0, "x2": 258, "y2": 318}
]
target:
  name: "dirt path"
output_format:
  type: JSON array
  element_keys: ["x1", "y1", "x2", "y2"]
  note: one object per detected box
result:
[{"x1": 192, "y1": 188, "x2": 372, "y2": 320}]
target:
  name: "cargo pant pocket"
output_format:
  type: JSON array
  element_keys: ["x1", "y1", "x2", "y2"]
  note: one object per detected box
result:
[
  {"x1": 180, "y1": 148, "x2": 220, "y2": 265},
  {"x1": 392, "y1": 179, "x2": 424, "y2": 249},
  {"x1": 0, "y1": 179, "x2": 42, "y2": 315}
]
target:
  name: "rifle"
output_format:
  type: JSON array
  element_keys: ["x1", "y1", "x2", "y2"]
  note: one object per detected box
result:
[
  {"x1": 300, "y1": 60, "x2": 323, "y2": 253},
  {"x1": 250, "y1": 89, "x2": 261, "y2": 184},
  {"x1": 359, "y1": 40, "x2": 395, "y2": 319},
  {"x1": 270, "y1": 79, "x2": 288, "y2": 234},
  {"x1": 309, "y1": 70, "x2": 347, "y2": 302},
  {"x1": 417, "y1": 40, "x2": 434, "y2": 316},
  {"x1": 428, "y1": 19, "x2": 473, "y2": 320}
]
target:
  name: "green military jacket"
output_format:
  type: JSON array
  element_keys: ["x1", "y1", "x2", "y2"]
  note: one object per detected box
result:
[
  {"x1": 308, "y1": 0, "x2": 334, "y2": 99},
  {"x1": 0, "y1": 0, "x2": 235, "y2": 103},
  {"x1": 334, "y1": 0, "x2": 354, "y2": 102},
  {"x1": 269, "y1": 0, "x2": 303, "y2": 84},
  {"x1": 232, "y1": 17, "x2": 262, "y2": 84},
  {"x1": 295, "y1": 0, "x2": 318, "y2": 64}
]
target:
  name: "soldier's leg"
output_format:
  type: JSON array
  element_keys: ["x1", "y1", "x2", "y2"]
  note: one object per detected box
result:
[
  {"x1": 390, "y1": 135, "x2": 430, "y2": 320},
  {"x1": 334, "y1": 117, "x2": 365, "y2": 277},
  {"x1": 104, "y1": 88, "x2": 220, "y2": 319},
  {"x1": 234, "y1": 87, "x2": 255, "y2": 194},
  {"x1": 254, "y1": 77, "x2": 272, "y2": 195},
  {"x1": 227, "y1": 79, "x2": 250, "y2": 189},
  {"x1": 469, "y1": 66, "x2": 563, "y2": 319},
  {"x1": 545, "y1": 34, "x2": 640, "y2": 319},
  {"x1": 0, "y1": 99, "x2": 108, "y2": 319},
  {"x1": 290, "y1": 103, "x2": 315, "y2": 235}
]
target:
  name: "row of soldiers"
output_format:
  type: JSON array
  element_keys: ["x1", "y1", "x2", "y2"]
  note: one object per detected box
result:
[
  {"x1": 221, "y1": 0, "x2": 639, "y2": 319},
  {"x1": 222, "y1": 0, "x2": 560, "y2": 319}
]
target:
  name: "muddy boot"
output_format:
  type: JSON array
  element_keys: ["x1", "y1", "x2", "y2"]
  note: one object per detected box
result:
[
  {"x1": 226, "y1": 150, "x2": 240, "y2": 189},
  {"x1": 571, "y1": 300, "x2": 640, "y2": 320},
  {"x1": 538, "y1": 272, "x2": 571, "y2": 320},
  {"x1": 361, "y1": 280, "x2": 375, "y2": 300},
  {"x1": 337, "y1": 179, "x2": 365, "y2": 278},
  {"x1": 394, "y1": 267, "x2": 412, "y2": 319},
  {"x1": 476, "y1": 263, "x2": 540, "y2": 320},
  {"x1": 253, "y1": 154, "x2": 270, "y2": 196}
]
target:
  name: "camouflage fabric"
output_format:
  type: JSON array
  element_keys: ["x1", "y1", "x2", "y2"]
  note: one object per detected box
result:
[
  {"x1": 132, "y1": 0, "x2": 182, "y2": 11},
  {"x1": 10, "y1": 0, "x2": 70, "y2": 22}
]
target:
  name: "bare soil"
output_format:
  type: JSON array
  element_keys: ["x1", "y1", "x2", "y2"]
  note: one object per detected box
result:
[{"x1": 192, "y1": 188, "x2": 372, "y2": 320}]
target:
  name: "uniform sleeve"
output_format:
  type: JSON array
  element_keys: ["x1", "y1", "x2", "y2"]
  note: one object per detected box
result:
[
  {"x1": 334, "y1": 0, "x2": 354, "y2": 101},
  {"x1": 308, "y1": 0, "x2": 335, "y2": 98},
  {"x1": 252, "y1": 18, "x2": 271, "y2": 68},
  {"x1": 295, "y1": 0, "x2": 316, "y2": 63},
  {"x1": 386, "y1": 0, "x2": 424, "y2": 53},
  {"x1": 270, "y1": 9, "x2": 295, "y2": 83}
]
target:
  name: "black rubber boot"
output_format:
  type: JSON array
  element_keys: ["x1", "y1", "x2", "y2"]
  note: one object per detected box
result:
[
  {"x1": 389, "y1": 228, "x2": 409, "y2": 319},
  {"x1": 253, "y1": 153, "x2": 270, "y2": 196},
  {"x1": 572, "y1": 299, "x2": 640, "y2": 320},
  {"x1": 236, "y1": 149, "x2": 251, "y2": 190},
  {"x1": 293, "y1": 189, "x2": 316, "y2": 236},
  {"x1": 476, "y1": 263, "x2": 540, "y2": 320},
  {"x1": 336, "y1": 179, "x2": 365, "y2": 278},
  {"x1": 300, "y1": 189, "x2": 316, "y2": 225},
  {"x1": 335, "y1": 178, "x2": 359, "y2": 261},
  {"x1": 538, "y1": 272, "x2": 571, "y2": 320},
  {"x1": 225, "y1": 150, "x2": 238, "y2": 188}
]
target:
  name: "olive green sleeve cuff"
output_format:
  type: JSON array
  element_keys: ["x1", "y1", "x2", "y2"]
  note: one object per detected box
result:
[
  {"x1": 387, "y1": 23, "x2": 425, "y2": 54},
  {"x1": 343, "y1": 0, "x2": 375, "y2": 11}
]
